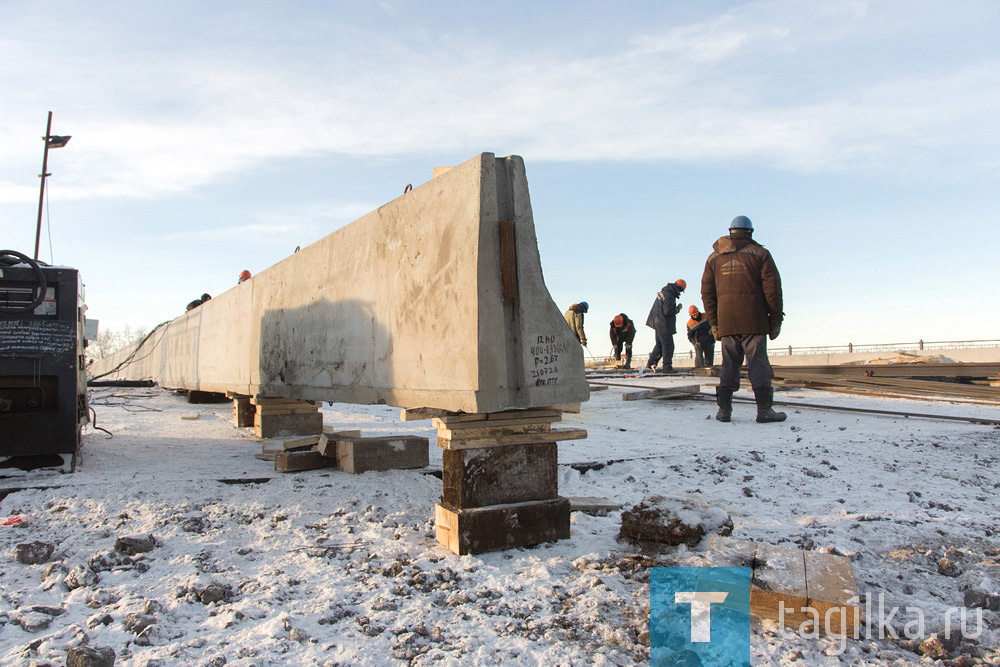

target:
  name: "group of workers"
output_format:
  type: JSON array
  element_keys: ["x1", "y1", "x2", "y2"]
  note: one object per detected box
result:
[
  {"x1": 563, "y1": 215, "x2": 786, "y2": 424},
  {"x1": 184, "y1": 270, "x2": 253, "y2": 312}
]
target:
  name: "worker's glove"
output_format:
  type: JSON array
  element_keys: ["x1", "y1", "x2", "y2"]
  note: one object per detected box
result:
[
  {"x1": 710, "y1": 325, "x2": 720, "y2": 341},
  {"x1": 581, "y1": 340, "x2": 587, "y2": 347},
  {"x1": 769, "y1": 321, "x2": 781, "y2": 341}
]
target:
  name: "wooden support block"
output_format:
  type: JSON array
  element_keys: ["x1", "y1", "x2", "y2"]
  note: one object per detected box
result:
[
  {"x1": 315, "y1": 430, "x2": 364, "y2": 457},
  {"x1": 548, "y1": 402, "x2": 581, "y2": 413},
  {"x1": 254, "y1": 412, "x2": 324, "y2": 439},
  {"x1": 804, "y1": 551, "x2": 861, "y2": 636},
  {"x1": 274, "y1": 450, "x2": 337, "y2": 472},
  {"x1": 255, "y1": 406, "x2": 320, "y2": 416},
  {"x1": 622, "y1": 384, "x2": 701, "y2": 401},
  {"x1": 251, "y1": 396, "x2": 318, "y2": 406},
  {"x1": 439, "y1": 408, "x2": 564, "y2": 424},
  {"x1": 436, "y1": 422, "x2": 552, "y2": 441},
  {"x1": 187, "y1": 390, "x2": 228, "y2": 404},
  {"x1": 233, "y1": 396, "x2": 255, "y2": 427},
  {"x1": 750, "y1": 543, "x2": 811, "y2": 628},
  {"x1": 442, "y1": 442, "x2": 557, "y2": 508},
  {"x1": 434, "y1": 498, "x2": 571, "y2": 555},
  {"x1": 433, "y1": 415, "x2": 560, "y2": 431},
  {"x1": 400, "y1": 407, "x2": 457, "y2": 422},
  {"x1": 436, "y1": 427, "x2": 587, "y2": 451},
  {"x1": 336, "y1": 436, "x2": 429, "y2": 474},
  {"x1": 567, "y1": 496, "x2": 620, "y2": 515}
]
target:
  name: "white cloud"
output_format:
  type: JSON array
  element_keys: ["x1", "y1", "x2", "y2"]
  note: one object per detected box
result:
[{"x1": 1, "y1": 0, "x2": 997, "y2": 202}]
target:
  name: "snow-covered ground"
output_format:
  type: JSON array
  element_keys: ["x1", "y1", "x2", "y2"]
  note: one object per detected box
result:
[{"x1": 1, "y1": 378, "x2": 997, "y2": 666}]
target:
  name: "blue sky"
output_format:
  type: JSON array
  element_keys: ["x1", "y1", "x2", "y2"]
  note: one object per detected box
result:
[{"x1": 2, "y1": 0, "x2": 998, "y2": 356}]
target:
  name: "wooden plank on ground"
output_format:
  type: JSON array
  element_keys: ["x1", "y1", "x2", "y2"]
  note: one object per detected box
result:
[
  {"x1": 750, "y1": 543, "x2": 811, "y2": 628},
  {"x1": 588, "y1": 384, "x2": 609, "y2": 392},
  {"x1": 336, "y1": 435, "x2": 429, "y2": 474},
  {"x1": 622, "y1": 384, "x2": 701, "y2": 401},
  {"x1": 315, "y1": 430, "x2": 364, "y2": 457},
  {"x1": 261, "y1": 434, "x2": 322, "y2": 452},
  {"x1": 437, "y1": 427, "x2": 587, "y2": 451},
  {"x1": 273, "y1": 450, "x2": 337, "y2": 472},
  {"x1": 804, "y1": 550, "x2": 861, "y2": 636}
]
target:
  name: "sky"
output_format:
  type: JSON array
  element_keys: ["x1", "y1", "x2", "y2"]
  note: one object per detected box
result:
[{"x1": 2, "y1": 0, "x2": 999, "y2": 357}]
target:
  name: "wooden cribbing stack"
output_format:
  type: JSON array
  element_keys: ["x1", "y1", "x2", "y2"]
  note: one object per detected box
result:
[
  {"x1": 402, "y1": 404, "x2": 586, "y2": 555},
  {"x1": 251, "y1": 397, "x2": 323, "y2": 439}
]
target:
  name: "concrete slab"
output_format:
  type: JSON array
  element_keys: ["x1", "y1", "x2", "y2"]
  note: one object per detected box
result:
[{"x1": 92, "y1": 153, "x2": 588, "y2": 414}]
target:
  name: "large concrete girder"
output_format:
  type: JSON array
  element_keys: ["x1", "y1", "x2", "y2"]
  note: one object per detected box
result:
[{"x1": 92, "y1": 153, "x2": 589, "y2": 413}]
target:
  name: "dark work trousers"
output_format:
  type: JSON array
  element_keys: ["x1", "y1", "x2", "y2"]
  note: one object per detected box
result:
[
  {"x1": 693, "y1": 340, "x2": 715, "y2": 368},
  {"x1": 613, "y1": 340, "x2": 633, "y2": 367},
  {"x1": 647, "y1": 326, "x2": 675, "y2": 369},
  {"x1": 719, "y1": 334, "x2": 773, "y2": 391}
]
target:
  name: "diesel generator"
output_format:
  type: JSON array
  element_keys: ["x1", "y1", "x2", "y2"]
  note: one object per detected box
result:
[{"x1": 0, "y1": 249, "x2": 88, "y2": 471}]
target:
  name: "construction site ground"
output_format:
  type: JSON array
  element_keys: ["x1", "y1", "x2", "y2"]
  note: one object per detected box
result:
[{"x1": 1, "y1": 379, "x2": 998, "y2": 665}]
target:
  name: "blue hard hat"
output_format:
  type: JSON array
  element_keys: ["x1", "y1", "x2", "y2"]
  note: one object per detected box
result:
[
  {"x1": 579, "y1": 301, "x2": 589, "y2": 311},
  {"x1": 729, "y1": 215, "x2": 753, "y2": 231}
]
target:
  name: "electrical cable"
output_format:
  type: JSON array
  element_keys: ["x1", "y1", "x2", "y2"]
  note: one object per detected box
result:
[
  {"x1": 89, "y1": 320, "x2": 170, "y2": 380},
  {"x1": 0, "y1": 250, "x2": 48, "y2": 314},
  {"x1": 87, "y1": 405, "x2": 113, "y2": 439}
]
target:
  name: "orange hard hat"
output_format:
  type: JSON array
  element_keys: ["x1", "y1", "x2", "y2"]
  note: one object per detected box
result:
[
  {"x1": 239, "y1": 270, "x2": 251, "y2": 280},
  {"x1": 613, "y1": 315, "x2": 624, "y2": 327},
  {"x1": 689, "y1": 305, "x2": 699, "y2": 316},
  {"x1": 675, "y1": 279, "x2": 687, "y2": 291}
]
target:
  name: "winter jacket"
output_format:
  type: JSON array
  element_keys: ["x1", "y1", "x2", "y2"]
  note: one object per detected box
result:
[
  {"x1": 564, "y1": 304, "x2": 587, "y2": 345},
  {"x1": 645, "y1": 283, "x2": 682, "y2": 334},
  {"x1": 686, "y1": 314, "x2": 714, "y2": 346},
  {"x1": 700, "y1": 232, "x2": 783, "y2": 337},
  {"x1": 609, "y1": 314, "x2": 636, "y2": 346}
]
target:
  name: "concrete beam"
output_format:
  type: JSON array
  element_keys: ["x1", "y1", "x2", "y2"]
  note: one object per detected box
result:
[{"x1": 91, "y1": 153, "x2": 588, "y2": 414}]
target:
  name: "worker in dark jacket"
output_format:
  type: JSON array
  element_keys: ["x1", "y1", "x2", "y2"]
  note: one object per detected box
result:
[
  {"x1": 609, "y1": 313, "x2": 635, "y2": 369},
  {"x1": 686, "y1": 306, "x2": 715, "y2": 368},
  {"x1": 564, "y1": 302, "x2": 589, "y2": 347},
  {"x1": 701, "y1": 215, "x2": 784, "y2": 423},
  {"x1": 645, "y1": 280, "x2": 686, "y2": 372}
]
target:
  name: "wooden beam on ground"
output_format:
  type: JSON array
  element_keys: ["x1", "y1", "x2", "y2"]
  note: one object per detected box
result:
[
  {"x1": 273, "y1": 450, "x2": 337, "y2": 472},
  {"x1": 707, "y1": 537, "x2": 860, "y2": 636},
  {"x1": 621, "y1": 384, "x2": 701, "y2": 401},
  {"x1": 567, "y1": 497, "x2": 620, "y2": 515}
]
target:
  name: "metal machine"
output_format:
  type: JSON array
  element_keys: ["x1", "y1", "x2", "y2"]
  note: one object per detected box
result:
[{"x1": 0, "y1": 250, "x2": 88, "y2": 471}]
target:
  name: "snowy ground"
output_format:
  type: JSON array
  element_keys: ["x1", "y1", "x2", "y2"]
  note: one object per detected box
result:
[{"x1": 1, "y1": 378, "x2": 998, "y2": 666}]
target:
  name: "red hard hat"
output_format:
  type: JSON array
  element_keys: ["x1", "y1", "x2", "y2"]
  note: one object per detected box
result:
[
  {"x1": 675, "y1": 279, "x2": 687, "y2": 291},
  {"x1": 239, "y1": 270, "x2": 251, "y2": 280},
  {"x1": 613, "y1": 315, "x2": 624, "y2": 327},
  {"x1": 689, "y1": 305, "x2": 699, "y2": 316}
]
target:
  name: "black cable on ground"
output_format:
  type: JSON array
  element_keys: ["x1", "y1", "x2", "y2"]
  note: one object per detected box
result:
[{"x1": 87, "y1": 406, "x2": 113, "y2": 439}]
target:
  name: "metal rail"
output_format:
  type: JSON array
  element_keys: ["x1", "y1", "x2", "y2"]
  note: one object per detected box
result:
[{"x1": 588, "y1": 381, "x2": 1000, "y2": 426}]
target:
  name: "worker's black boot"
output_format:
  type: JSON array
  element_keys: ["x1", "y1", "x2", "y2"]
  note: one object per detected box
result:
[
  {"x1": 754, "y1": 387, "x2": 787, "y2": 423},
  {"x1": 715, "y1": 387, "x2": 733, "y2": 422}
]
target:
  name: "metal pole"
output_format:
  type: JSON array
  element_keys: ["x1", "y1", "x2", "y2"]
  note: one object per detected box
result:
[{"x1": 34, "y1": 111, "x2": 53, "y2": 260}]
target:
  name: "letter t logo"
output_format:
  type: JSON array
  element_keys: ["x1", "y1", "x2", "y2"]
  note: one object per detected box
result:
[{"x1": 675, "y1": 591, "x2": 729, "y2": 642}]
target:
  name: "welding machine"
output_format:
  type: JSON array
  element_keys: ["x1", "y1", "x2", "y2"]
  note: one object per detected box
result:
[{"x1": 0, "y1": 250, "x2": 88, "y2": 471}]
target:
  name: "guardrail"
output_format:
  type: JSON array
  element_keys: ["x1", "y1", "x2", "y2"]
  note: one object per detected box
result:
[{"x1": 584, "y1": 339, "x2": 1000, "y2": 364}]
